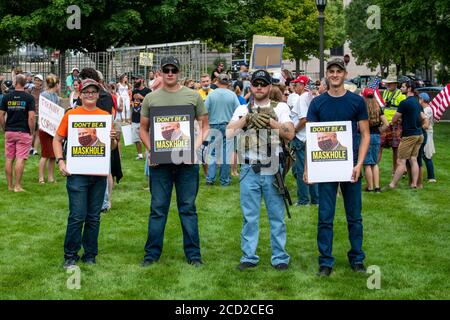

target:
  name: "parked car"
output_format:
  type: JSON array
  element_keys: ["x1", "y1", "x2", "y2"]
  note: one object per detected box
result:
[
  {"x1": 398, "y1": 75, "x2": 425, "y2": 88},
  {"x1": 416, "y1": 86, "x2": 443, "y2": 100},
  {"x1": 350, "y1": 75, "x2": 385, "y2": 89}
]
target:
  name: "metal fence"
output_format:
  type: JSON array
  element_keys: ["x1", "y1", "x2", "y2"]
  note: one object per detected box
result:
[{"x1": 0, "y1": 41, "x2": 208, "y2": 95}]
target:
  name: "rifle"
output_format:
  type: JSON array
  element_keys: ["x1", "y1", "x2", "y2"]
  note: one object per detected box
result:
[{"x1": 273, "y1": 148, "x2": 292, "y2": 219}]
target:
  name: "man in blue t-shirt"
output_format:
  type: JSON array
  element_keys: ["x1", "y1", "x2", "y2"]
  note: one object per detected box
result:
[
  {"x1": 205, "y1": 73, "x2": 240, "y2": 186},
  {"x1": 388, "y1": 81, "x2": 428, "y2": 189},
  {"x1": 306, "y1": 58, "x2": 370, "y2": 277}
]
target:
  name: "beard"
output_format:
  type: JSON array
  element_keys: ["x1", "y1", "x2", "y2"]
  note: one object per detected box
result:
[{"x1": 252, "y1": 91, "x2": 269, "y2": 101}]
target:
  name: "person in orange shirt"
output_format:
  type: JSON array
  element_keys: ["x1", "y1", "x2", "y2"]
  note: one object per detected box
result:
[{"x1": 53, "y1": 79, "x2": 118, "y2": 269}]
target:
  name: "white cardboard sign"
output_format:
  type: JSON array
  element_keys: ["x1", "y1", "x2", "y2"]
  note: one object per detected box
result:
[
  {"x1": 306, "y1": 121, "x2": 354, "y2": 183},
  {"x1": 39, "y1": 95, "x2": 65, "y2": 137},
  {"x1": 66, "y1": 114, "x2": 112, "y2": 176}
]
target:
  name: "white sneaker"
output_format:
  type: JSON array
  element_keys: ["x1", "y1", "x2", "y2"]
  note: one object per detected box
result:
[
  {"x1": 428, "y1": 179, "x2": 437, "y2": 183},
  {"x1": 136, "y1": 154, "x2": 143, "y2": 160}
]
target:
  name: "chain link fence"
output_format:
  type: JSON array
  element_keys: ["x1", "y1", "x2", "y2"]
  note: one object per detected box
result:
[{"x1": 1, "y1": 41, "x2": 207, "y2": 95}]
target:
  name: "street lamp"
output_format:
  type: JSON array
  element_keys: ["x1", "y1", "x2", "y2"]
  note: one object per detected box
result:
[{"x1": 316, "y1": 0, "x2": 327, "y2": 79}]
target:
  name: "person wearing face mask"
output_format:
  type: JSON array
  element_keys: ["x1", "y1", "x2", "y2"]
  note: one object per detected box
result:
[
  {"x1": 131, "y1": 75, "x2": 151, "y2": 160},
  {"x1": 77, "y1": 128, "x2": 105, "y2": 147},
  {"x1": 197, "y1": 74, "x2": 214, "y2": 101},
  {"x1": 53, "y1": 78, "x2": 118, "y2": 269},
  {"x1": 316, "y1": 132, "x2": 347, "y2": 151},
  {"x1": 160, "y1": 121, "x2": 189, "y2": 141}
]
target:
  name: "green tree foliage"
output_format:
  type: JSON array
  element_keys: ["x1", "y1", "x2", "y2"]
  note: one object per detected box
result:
[
  {"x1": 245, "y1": 0, "x2": 345, "y2": 71},
  {"x1": 346, "y1": 0, "x2": 450, "y2": 80}
]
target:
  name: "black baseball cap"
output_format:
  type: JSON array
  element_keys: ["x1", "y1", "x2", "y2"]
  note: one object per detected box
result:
[
  {"x1": 161, "y1": 56, "x2": 181, "y2": 70},
  {"x1": 326, "y1": 58, "x2": 346, "y2": 71},
  {"x1": 251, "y1": 69, "x2": 272, "y2": 84}
]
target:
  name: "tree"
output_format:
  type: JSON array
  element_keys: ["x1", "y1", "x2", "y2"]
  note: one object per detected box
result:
[{"x1": 243, "y1": 0, "x2": 346, "y2": 72}]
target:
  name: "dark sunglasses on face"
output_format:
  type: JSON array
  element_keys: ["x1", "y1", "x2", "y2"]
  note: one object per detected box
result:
[
  {"x1": 252, "y1": 81, "x2": 269, "y2": 88},
  {"x1": 162, "y1": 67, "x2": 179, "y2": 74}
]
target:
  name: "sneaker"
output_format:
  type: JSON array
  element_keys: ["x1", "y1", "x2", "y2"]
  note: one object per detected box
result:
[
  {"x1": 428, "y1": 179, "x2": 437, "y2": 183},
  {"x1": 273, "y1": 263, "x2": 289, "y2": 271},
  {"x1": 29, "y1": 148, "x2": 35, "y2": 155},
  {"x1": 63, "y1": 259, "x2": 77, "y2": 269},
  {"x1": 317, "y1": 265, "x2": 332, "y2": 277},
  {"x1": 205, "y1": 181, "x2": 214, "y2": 186},
  {"x1": 364, "y1": 187, "x2": 374, "y2": 192},
  {"x1": 81, "y1": 256, "x2": 96, "y2": 265},
  {"x1": 188, "y1": 259, "x2": 203, "y2": 267},
  {"x1": 141, "y1": 259, "x2": 157, "y2": 267},
  {"x1": 294, "y1": 202, "x2": 310, "y2": 207},
  {"x1": 237, "y1": 262, "x2": 257, "y2": 271},
  {"x1": 374, "y1": 187, "x2": 381, "y2": 193},
  {"x1": 135, "y1": 154, "x2": 143, "y2": 160},
  {"x1": 351, "y1": 263, "x2": 367, "y2": 273}
]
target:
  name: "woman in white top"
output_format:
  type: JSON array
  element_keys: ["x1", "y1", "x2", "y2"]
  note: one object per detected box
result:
[{"x1": 117, "y1": 74, "x2": 130, "y2": 122}]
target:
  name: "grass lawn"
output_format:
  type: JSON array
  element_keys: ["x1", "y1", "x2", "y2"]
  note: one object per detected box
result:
[{"x1": 0, "y1": 123, "x2": 449, "y2": 300}]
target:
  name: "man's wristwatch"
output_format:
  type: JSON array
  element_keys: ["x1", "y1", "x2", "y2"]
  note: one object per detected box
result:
[{"x1": 56, "y1": 157, "x2": 64, "y2": 164}]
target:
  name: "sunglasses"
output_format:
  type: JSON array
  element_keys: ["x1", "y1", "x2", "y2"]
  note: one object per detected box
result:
[
  {"x1": 252, "y1": 81, "x2": 269, "y2": 88},
  {"x1": 162, "y1": 67, "x2": 179, "y2": 74}
]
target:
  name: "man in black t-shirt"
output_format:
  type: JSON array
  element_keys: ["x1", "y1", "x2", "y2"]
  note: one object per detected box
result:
[
  {"x1": 131, "y1": 75, "x2": 151, "y2": 160},
  {"x1": 0, "y1": 74, "x2": 35, "y2": 192}
]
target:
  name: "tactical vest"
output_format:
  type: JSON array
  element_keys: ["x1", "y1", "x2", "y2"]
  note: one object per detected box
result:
[{"x1": 240, "y1": 100, "x2": 279, "y2": 162}]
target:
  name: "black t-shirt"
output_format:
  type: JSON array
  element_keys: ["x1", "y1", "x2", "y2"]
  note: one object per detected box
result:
[
  {"x1": 76, "y1": 89, "x2": 114, "y2": 114},
  {"x1": 0, "y1": 90, "x2": 35, "y2": 133},
  {"x1": 397, "y1": 96, "x2": 423, "y2": 137},
  {"x1": 131, "y1": 87, "x2": 151, "y2": 123}
]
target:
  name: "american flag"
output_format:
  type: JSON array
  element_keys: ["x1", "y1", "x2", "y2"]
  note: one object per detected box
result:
[
  {"x1": 368, "y1": 77, "x2": 385, "y2": 107},
  {"x1": 429, "y1": 83, "x2": 450, "y2": 122}
]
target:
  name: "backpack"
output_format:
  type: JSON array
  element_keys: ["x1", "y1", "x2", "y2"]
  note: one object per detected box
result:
[{"x1": 368, "y1": 102, "x2": 381, "y2": 127}]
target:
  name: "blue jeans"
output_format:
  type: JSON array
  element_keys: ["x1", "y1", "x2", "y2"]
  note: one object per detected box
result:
[
  {"x1": 239, "y1": 164, "x2": 290, "y2": 266},
  {"x1": 64, "y1": 175, "x2": 107, "y2": 260},
  {"x1": 291, "y1": 138, "x2": 318, "y2": 205},
  {"x1": 317, "y1": 180, "x2": 365, "y2": 268},
  {"x1": 144, "y1": 164, "x2": 201, "y2": 262},
  {"x1": 423, "y1": 155, "x2": 435, "y2": 179},
  {"x1": 206, "y1": 124, "x2": 233, "y2": 185}
]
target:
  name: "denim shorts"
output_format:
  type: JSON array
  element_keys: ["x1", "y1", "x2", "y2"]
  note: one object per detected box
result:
[{"x1": 364, "y1": 134, "x2": 380, "y2": 165}]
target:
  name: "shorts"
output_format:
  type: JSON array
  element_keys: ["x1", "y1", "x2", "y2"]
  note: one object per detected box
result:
[
  {"x1": 131, "y1": 122, "x2": 141, "y2": 143},
  {"x1": 398, "y1": 135, "x2": 424, "y2": 160},
  {"x1": 380, "y1": 123, "x2": 401, "y2": 148},
  {"x1": 364, "y1": 134, "x2": 380, "y2": 165},
  {"x1": 5, "y1": 131, "x2": 32, "y2": 160}
]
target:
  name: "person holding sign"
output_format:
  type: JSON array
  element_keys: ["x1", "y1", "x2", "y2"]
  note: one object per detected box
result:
[
  {"x1": 305, "y1": 58, "x2": 370, "y2": 277},
  {"x1": 53, "y1": 79, "x2": 118, "y2": 269},
  {"x1": 139, "y1": 56, "x2": 209, "y2": 267},
  {"x1": 226, "y1": 69, "x2": 295, "y2": 271},
  {"x1": 38, "y1": 74, "x2": 60, "y2": 184}
]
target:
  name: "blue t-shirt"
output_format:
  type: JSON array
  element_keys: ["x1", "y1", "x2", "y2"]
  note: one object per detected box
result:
[
  {"x1": 205, "y1": 88, "x2": 240, "y2": 125},
  {"x1": 237, "y1": 95, "x2": 247, "y2": 105},
  {"x1": 397, "y1": 96, "x2": 423, "y2": 137},
  {"x1": 307, "y1": 91, "x2": 368, "y2": 163}
]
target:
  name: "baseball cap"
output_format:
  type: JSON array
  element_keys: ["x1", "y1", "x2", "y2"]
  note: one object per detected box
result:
[
  {"x1": 34, "y1": 74, "x2": 44, "y2": 81},
  {"x1": 326, "y1": 58, "x2": 346, "y2": 71},
  {"x1": 418, "y1": 92, "x2": 431, "y2": 103},
  {"x1": 80, "y1": 79, "x2": 101, "y2": 92},
  {"x1": 132, "y1": 74, "x2": 144, "y2": 80},
  {"x1": 71, "y1": 67, "x2": 79, "y2": 73},
  {"x1": 161, "y1": 56, "x2": 181, "y2": 70},
  {"x1": 218, "y1": 73, "x2": 230, "y2": 84},
  {"x1": 251, "y1": 70, "x2": 272, "y2": 84},
  {"x1": 291, "y1": 75, "x2": 309, "y2": 85},
  {"x1": 362, "y1": 87, "x2": 375, "y2": 98}
]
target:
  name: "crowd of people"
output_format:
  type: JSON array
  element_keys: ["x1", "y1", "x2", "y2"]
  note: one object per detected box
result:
[{"x1": 0, "y1": 56, "x2": 439, "y2": 276}]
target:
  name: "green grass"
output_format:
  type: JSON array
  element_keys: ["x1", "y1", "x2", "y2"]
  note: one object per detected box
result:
[{"x1": 0, "y1": 124, "x2": 449, "y2": 300}]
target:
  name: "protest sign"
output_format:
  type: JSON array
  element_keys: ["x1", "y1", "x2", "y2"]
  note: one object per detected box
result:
[
  {"x1": 66, "y1": 114, "x2": 112, "y2": 175},
  {"x1": 249, "y1": 35, "x2": 284, "y2": 73},
  {"x1": 306, "y1": 121, "x2": 353, "y2": 183},
  {"x1": 121, "y1": 124, "x2": 133, "y2": 146},
  {"x1": 149, "y1": 105, "x2": 195, "y2": 164},
  {"x1": 39, "y1": 95, "x2": 65, "y2": 137}
]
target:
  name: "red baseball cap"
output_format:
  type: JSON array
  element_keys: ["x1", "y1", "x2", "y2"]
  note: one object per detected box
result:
[
  {"x1": 291, "y1": 75, "x2": 309, "y2": 85},
  {"x1": 362, "y1": 87, "x2": 374, "y2": 98}
]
